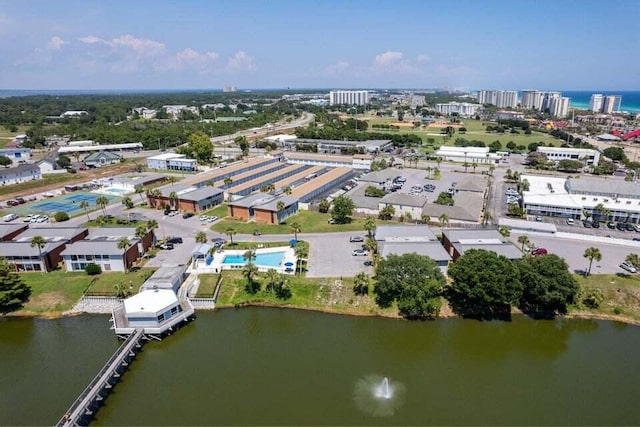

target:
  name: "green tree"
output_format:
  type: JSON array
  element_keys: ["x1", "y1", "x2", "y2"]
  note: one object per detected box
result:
[
  {"x1": 147, "y1": 219, "x2": 158, "y2": 232},
  {"x1": 446, "y1": 249, "x2": 523, "y2": 318},
  {"x1": 135, "y1": 186, "x2": 146, "y2": 204},
  {"x1": 290, "y1": 222, "x2": 301, "y2": 241},
  {"x1": 117, "y1": 236, "x2": 132, "y2": 272},
  {"x1": 602, "y1": 147, "x2": 626, "y2": 162},
  {"x1": 79, "y1": 200, "x2": 91, "y2": 221},
  {"x1": 276, "y1": 201, "x2": 285, "y2": 212},
  {"x1": 135, "y1": 225, "x2": 147, "y2": 241},
  {"x1": 583, "y1": 247, "x2": 602, "y2": 276},
  {"x1": 235, "y1": 136, "x2": 249, "y2": 157},
  {"x1": 168, "y1": 191, "x2": 178, "y2": 210},
  {"x1": 517, "y1": 235, "x2": 530, "y2": 252},
  {"x1": 353, "y1": 272, "x2": 370, "y2": 296},
  {"x1": 225, "y1": 227, "x2": 237, "y2": 245},
  {"x1": 434, "y1": 192, "x2": 454, "y2": 206},
  {"x1": 283, "y1": 186, "x2": 292, "y2": 195},
  {"x1": 121, "y1": 196, "x2": 134, "y2": 209},
  {"x1": 223, "y1": 177, "x2": 233, "y2": 187},
  {"x1": 294, "y1": 243, "x2": 308, "y2": 275},
  {"x1": 265, "y1": 268, "x2": 281, "y2": 294},
  {"x1": 498, "y1": 226, "x2": 511, "y2": 237},
  {"x1": 195, "y1": 231, "x2": 208, "y2": 243},
  {"x1": 95, "y1": 195, "x2": 109, "y2": 216},
  {"x1": 516, "y1": 254, "x2": 579, "y2": 315},
  {"x1": 181, "y1": 131, "x2": 213, "y2": 163},
  {"x1": 625, "y1": 253, "x2": 640, "y2": 268},
  {"x1": 318, "y1": 198, "x2": 330, "y2": 213},
  {"x1": 56, "y1": 155, "x2": 71, "y2": 169},
  {"x1": 242, "y1": 256, "x2": 259, "y2": 294},
  {"x1": 330, "y1": 195, "x2": 355, "y2": 224},
  {"x1": 364, "y1": 186, "x2": 386, "y2": 197},
  {"x1": 54, "y1": 211, "x2": 69, "y2": 222},
  {"x1": 29, "y1": 236, "x2": 46, "y2": 266},
  {"x1": 0, "y1": 258, "x2": 31, "y2": 313},
  {"x1": 378, "y1": 205, "x2": 395, "y2": 220},
  {"x1": 363, "y1": 216, "x2": 376, "y2": 238},
  {"x1": 374, "y1": 253, "x2": 445, "y2": 319},
  {"x1": 0, "y1": 156, "x2": 12, "y2": 167},
  {"x1": 438, "y1": 214, "x2": 449, "y2": 226},
  {"x1": 114, "y1": 281, "x2": 130, "y2": 299}
]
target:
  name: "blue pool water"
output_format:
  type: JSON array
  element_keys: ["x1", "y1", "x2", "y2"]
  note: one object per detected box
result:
[{"x1": 222, "y1": 251, "x2": 285, "y2": 267}]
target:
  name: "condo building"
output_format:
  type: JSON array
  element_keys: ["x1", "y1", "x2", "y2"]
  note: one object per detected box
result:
[
  {"x1": 477, "y1": 90, "x2": 518, "y2": 108},
  {"x1": 329, "y1": 90, "x2": 370, "y2": 106}
]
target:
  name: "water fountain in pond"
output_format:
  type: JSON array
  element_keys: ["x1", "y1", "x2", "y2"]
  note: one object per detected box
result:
[{"x1": 353, "y1": 375, "x2": 405, "y2": 417}]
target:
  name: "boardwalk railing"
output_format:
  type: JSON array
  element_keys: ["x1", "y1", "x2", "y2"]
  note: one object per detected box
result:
[{"x1": 56, "y1": 329, "x2": 145, "y2": 427}]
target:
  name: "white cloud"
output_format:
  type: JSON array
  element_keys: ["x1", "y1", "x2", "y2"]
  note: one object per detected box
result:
[
  {"x1": 110, "y1": 34, "x2": 165, "y2": 56},
  {"x1": 372, "y1": 50, "x2": 417, "y2": 74},
  {"x1": 226, "y1": 51, "x2": 256, "y2": 71},
  {"x1": 46, "y1": 36, "x2": 67, "y2": 50},
  {"x1": 324, "y1": 60, "x2": 350, "y2": 76},
  {"x1": 417, "y1": 53, "x2": 430, "y2": 63},
  {"x1": 78, "y1": 35, "x2": 107, "y2": 44},
  {"x1": 158, "y1": 48, "x2": 220, "y2": 72},
  {"x1": 374, "y1": 51, "x2": 404, "y2": 66}
]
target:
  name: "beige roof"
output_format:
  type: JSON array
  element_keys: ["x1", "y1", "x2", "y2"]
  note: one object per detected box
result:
[
  {"x1": 285, "y1": 152, "x2": 352, "y2": 164},
  {"x1": 225, "y1": 162, "x2": 285, "y2": 186},
  {"x1": 290, "y1": 167, "x2": 352, "y2": 198},
  {"x1": 271, "y1": 165, "x2": 324, "y2": 189},
  {"x1": 181, "y1": 157, "x2": 274, "y2": 186},
  {"x1": 229, "y1": 164, "x2": 307, "y2": 194}
]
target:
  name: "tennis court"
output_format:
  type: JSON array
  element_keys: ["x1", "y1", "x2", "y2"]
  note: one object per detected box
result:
[{"x1": 10, "y1": 192, "x2": 120, "y2": 216}]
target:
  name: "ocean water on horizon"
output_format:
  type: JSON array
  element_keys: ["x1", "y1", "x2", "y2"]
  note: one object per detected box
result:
[{"x1": 563, "y1": 90, "x2": 640, "y2": 113}]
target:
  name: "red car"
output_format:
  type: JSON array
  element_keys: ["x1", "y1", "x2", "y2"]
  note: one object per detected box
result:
[{"x1": 531, "y1": 248, "x2": 548, "y2": 256}]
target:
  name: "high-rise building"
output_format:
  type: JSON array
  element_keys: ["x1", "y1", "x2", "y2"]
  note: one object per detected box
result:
[
  {"x1": 329, "y1": 90, "x2": 370, "y2": 105},
  {"x1": 589, "y1": 94, "x2": 604, "y2": 112},
  {"x1": 602, "y1": 95, "x2": 622, "y2": 113},
  {"x1": 541, "y1": 92, "x2": 562, "y2": 112},
  {"x1": 477, "y1": 90, "x2": 517, "y2": 108},
  {"x1": 435, "y1": 102, "x2": 481, "y2": 117},
  {"x1": 521, "y1": 90, "x2": 544, "y2": 110},
  {"x1": 549, "y1": 97, "x2": 570, "y2": 118},
  {"x1": 223, "y1": 86, "x2": 237, "y2": 92}
]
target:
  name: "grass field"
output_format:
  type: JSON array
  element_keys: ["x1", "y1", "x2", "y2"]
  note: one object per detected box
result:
[
  {"x1": 0, "y1": 126, "x2": 29, "y2": 148},
  {"x1": 365, "y1": 117, "x2": 561, "y2": 150},
  {"x1": 18, "y1": 268, "x2": 155, "y2": 314},
  {"x1": 194, "y1": 274, "x2": 220, "y2": 298},
  {"x1": 572, "y1": 273, "x2": 640, "y2": 322},
  {"x1": 215, "y1": 270, "x2": 397, "y2": 316},
  {"x1": 0, "y1": 173, "x2": 76, "y2": 197},
  {"x1": 201, "y1": 204, "x2": 229, "y2": 219},
  {"x1": 212, "y1": 210, "x2": 373, "y2": 235}
]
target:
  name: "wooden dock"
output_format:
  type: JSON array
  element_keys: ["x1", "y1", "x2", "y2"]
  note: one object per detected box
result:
[{"x1": 56, "y1": 328, "x2": 146, "y2": 427}]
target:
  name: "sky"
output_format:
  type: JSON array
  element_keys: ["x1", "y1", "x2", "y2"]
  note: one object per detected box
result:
[{"x1": 0, "y1": 0, "x2": 639, "y2": 91}]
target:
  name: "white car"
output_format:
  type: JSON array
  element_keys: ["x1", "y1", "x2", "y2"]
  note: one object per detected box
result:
[
  {"x1": 620, "y1": 262, "x2": 637, "y2": 273},
  {"x1": 352, "y1": 249, "x2": 368, "y2": 256},
  {"x1": 199, "y1": 215, "x2": 209, "y2": 221},
  {"x1": 207, "y1": 216, "x2": 218, "y2": 222}
]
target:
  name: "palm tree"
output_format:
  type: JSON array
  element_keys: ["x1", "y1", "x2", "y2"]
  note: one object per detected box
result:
[
  {"x1": 276, "y1": 201, "x2": 285, "y2": 212},
  {"x1": 225, "y1": 227, "x2": 236, "y2": 245},
  {"x1": 404, "y1": 212, "x2": 412, "y2": 223},
  {"x1": 364, "y1": 237, "x2": 377, "y2": 257},
  {"x1": 79, "y1": 200, "x2": 91, "y2": 221},
  {"x1": 118, "y1": 237, "x2": 132, "y2": 272},
  {"x1": 135, "y1": 225, "x2": 147, "y2": 240},
  {"x1": 242, "y1": 262, "x2": 259, "y2": 291},
  {"x1": 168, "y1": 191, "x2": 178, "y2": 211},
  {"x1": 626, "y1": 253, "x2": 640, "y2": 268},
  {"x1": 353, "y1": 272, "x2": 370, "y2": 296},
  {"x1": 498, "y1": 226, "x2": 510, "y2": 237},
  {"x1": 294, "y1": 243, "x2": 308, "y2": 275},
  {"x1": 482, "y1": 211, "x2": 492, "y2": 226},
  {"x1": 583, "y1": 247, "x2": 602, "y2": 276},
  {"x1": 135, "y1": 186, "x2": 145, "y2": 204},
  {"x1": 223, "y1": 177, "x2": 233, "y2": 187},
  {"x1": 95, "y1": 195, "x2": 109, "y2": 216},
  {"x1": 261, "y1": 183, "x2": 275, "y2": 193},
  {"x1": 243, "y1": 249, "x2": 256, "y2": 264},
  {"x1": 30, "y1": 236, "x2": 46, "y2": 269},
  {"x1": 438, "y1": 214, "x2": 449, "y2": 226},
  {"x1": 290, "y1": 222, "x2": 301, "y2": 241},
  {"x1": 283, "y1": 186, "x2": 292, "y2": 195},
  {"x1": 421, "y1": 214, "x2": 431, "y2": 225},
  {"x1": 121, "y1": 196, "x2": 133, "y2": 209},
  {"x1": 147, "y1": 219, "x2": 158, "y2": 232},
  {"x1": 265, "y1": 268, "x2": 280, "y2": 294},
  {"x1": 195, "y1": 231, "x2": 208, "y2": 243},
  {"x1": 363, "y1": 216, "x2": 376, "y2": 238},
  {"x1": 517, "y1": 235, "x2": 530, "y2": 252}
]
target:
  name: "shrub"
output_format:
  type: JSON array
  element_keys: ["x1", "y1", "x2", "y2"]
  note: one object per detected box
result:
[
  {"x1": 582, "y1": 288, "x2": 604, "y2": 309},
  {"x1": 85, "y1": 263, "x2": 102, "y2": 275},
  {"x1": 54, "y1": 211, "x2": 70, "y2": 222},
  {"x1": 613, "y1": 307, "x2": 622, "y2": 315}
]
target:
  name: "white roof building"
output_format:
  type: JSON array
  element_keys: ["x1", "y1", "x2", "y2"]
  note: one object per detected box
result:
[
  {"x1": 537, "y1": 146, "x2": 600, "y2": 166},
  {"x1": 435, "y1": 146, "x2": 501, "y2": 163}
]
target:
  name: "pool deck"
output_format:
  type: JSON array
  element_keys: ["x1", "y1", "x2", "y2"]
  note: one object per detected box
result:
[{"x1": 192, "y1": 246, "x2": 296, "y2": 275}]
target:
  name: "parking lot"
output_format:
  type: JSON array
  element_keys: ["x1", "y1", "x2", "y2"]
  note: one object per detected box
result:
[{"x1": 305, "y1": 232, "x2": 374, "y2": 277}]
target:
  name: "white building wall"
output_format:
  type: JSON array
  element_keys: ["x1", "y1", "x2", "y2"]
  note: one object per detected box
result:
[{"x1": 64, "y1": 255, "x2": 126, "y2": 272}]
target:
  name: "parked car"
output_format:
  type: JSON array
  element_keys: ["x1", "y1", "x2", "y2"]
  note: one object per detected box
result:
[
  {"x1": 625, "y1": 223, "x2": 635, "y2": 232},
  {"x1": 167, "y1": 237, "x2": 183, "y2": 244},
  {"x1": 583, "y1": 220, "x2": 592, "y2": 228},
  {"x1": 566, "y1": 218, "x2": 575, "y2": 225},
  {"x1": 535, "y1": 216, "x2": 543, "y2": 222},
  {"x1": 620, "y1": 262, "x2": 637, "y2": 273},
  {"x1": 167, "y1": 210, "x2": 178, "y2": 217},
  {"x1": 211, "y1": 238, "x2": 226, "y2": 247},
  {"x1": 615, "y1": 222, "x2": 626, "y2": 231},
  {"x1": 349, "y1": 236, "x2": 364, "y2": 243},
  {"x1": 158, "y1": 242, "x2": 174, "y2": 250},
  {"x1": 199, "y1": 215, "x2": 210, "y2": 221},
  {"x1": 182, "y1": 212, "x2": 194, "y2": 219},
  {"x1": 207, "y1": 216, "x2": 218, "y2": 222},
  {"x1": 531, "y1": 247, "x2": 548, "y2": 256},
  {"x1": 592, "y1": 221, "x2": 600, "y2": 229},
  {"x1": 352, "y1": 249, "x2": 368, "y2": 256}
]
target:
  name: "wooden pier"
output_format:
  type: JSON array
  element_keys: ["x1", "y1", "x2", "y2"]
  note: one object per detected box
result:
[{"x1": 56, "y1": 328, "x2": 146, "y2": 427}]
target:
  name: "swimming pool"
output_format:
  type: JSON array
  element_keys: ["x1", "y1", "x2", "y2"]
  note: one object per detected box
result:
[
  {"x1": 222, "y1": 251, "x2": 285, "y2": 267},
  {"x1": 100, "y1": 188, "x2": 129, "y2": 196}
]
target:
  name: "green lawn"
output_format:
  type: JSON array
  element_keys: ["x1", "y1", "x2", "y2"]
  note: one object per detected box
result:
[
  {"x1": 215, "y1": 270, "x2": 396, "y2": 316},
  {"x1": 18, "y1": 268, "x2": 155, "y2": 314},
  {"x1": 202, "y1": 204, "x2": 229, "y2": 219},
  {"x1": 0, "y1": 126, "x2": 28, "y2": 148},
  {"x1": 212, "y1": 210, "x2": 374, "y2": 235},
  {"x1": 571, "y1": 273, "x2": 640, "y2": 321},
  {"x1": 195, "y1": 274, "x2": 220, "y2": 298}
]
